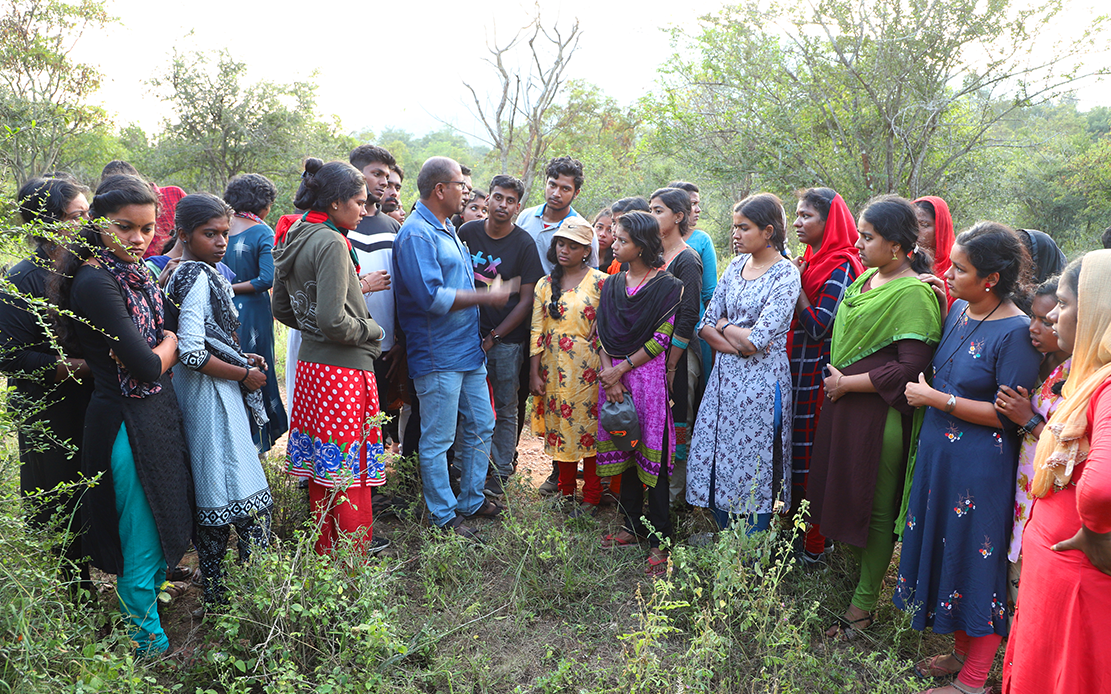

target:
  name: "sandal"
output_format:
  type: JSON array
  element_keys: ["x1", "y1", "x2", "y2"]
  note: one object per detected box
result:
[
  {"x1": 601, "y1": 530, "x2": 640, "y2": 549},
  {"x1": 464, "y1": 499, "x2": 503, "y2": 520},
  {"x1": 825, "y1": 611, "x2": 873, "y2": 641},
  {"x1": 157, "y1": 580, "x2": 191, "y2": 603},
  {"x1": 914, "y1": 652, "x2": 966, "y2": 680},
  {"x1": 645, "y1": 550, "x2": 669, "y2": 577}
]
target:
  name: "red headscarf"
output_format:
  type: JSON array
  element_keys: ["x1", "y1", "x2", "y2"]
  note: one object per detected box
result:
[
  {"x1": 914, "y1": 195, "x2": 955, "y2": 308},
  {"x1": 914, "y1": 196, "x2": 954, "y2": 277},
  {"x1": 799, "y1": 193, "x2": 864, "y2": 302}
]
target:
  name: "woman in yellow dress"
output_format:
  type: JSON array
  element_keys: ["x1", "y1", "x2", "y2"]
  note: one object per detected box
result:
[{"x1": 530, "y1": 217, "x2": 608, "y2": 516}]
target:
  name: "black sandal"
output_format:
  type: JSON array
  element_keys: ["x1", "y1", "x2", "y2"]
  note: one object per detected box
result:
[
  {"x1": 826, "y1": 612, "x2": 873, "y2": 641},
  {"x1": 464, "y1": 499, "x2": 504, "y2": 519}
]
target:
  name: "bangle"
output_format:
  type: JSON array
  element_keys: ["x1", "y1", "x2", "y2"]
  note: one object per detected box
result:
[
  {"x1": 944, "y1": 393, "x2": 957, "y2": 414},
  {"x1": 624, "y1": 356, "x2": 635, "y2": 369},
  {"x1": 836, "y1": 374, "x2": 844, "y2": 391},
  {"x1": 239, "y1": 367, "x2": 251, "y2": 383}
]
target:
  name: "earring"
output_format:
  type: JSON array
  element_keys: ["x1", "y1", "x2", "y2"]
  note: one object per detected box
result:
[{"x1": 985, "y1": 286, "x2": 991, "y2": 292}]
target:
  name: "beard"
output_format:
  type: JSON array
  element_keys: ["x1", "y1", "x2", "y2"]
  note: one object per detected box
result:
[{"x1": 380, "y1": 198, "x2": 399, "y2": 214}]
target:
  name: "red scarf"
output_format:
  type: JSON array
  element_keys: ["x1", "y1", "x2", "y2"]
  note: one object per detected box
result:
[
  {"x1": 799, "y1": 194, "x2": 864, "y2": 302},
  {"x1": 914, "y1": 195, "x2": 955, "y2": 308}
]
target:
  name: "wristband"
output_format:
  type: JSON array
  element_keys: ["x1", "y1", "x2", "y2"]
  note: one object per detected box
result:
[
  {"x1": 240, "y1": 367, "x2": 251, "y2": 383},
  {"x1": 1019, "y1": 413, "x2": 1045, "y2": 436},
  {"x1": 624, "y1": 356, "x2": 635, "y2": 369}
]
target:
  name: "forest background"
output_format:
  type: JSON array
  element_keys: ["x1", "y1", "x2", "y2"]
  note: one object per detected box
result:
[{"x1": 2, "y1": 0, "x2": 1111, "y2": 691}]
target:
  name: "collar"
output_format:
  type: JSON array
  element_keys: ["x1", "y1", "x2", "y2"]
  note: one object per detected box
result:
[
  {"x1": 414, "y1": 200, "x2": 454, "y2": 233},
  {"x1": 533, "y1": 203, "x2": 580, "y2": 222}
]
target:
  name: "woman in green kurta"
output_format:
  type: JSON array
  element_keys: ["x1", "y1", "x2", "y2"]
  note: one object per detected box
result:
[{"x1": 806, "y1": 195, "x2": 942, "y2": 640}]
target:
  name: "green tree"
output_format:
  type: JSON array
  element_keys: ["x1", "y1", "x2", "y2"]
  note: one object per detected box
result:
[
  {"x1": 649, "y1": 0, "x2": 1110, "y2": 210},
  {"x1": 146, "y1": 49, "x2": 353, "y2": 202},
  {"x1": 0, "y1": 0, "x2": 112, "y2": 186}
]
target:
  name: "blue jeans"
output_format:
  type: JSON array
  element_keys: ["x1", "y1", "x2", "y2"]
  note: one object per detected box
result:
[
  {"x1": 413, "y1": 367, "x2": 495, "y2": 527},
  {"x1": 486, "y1": 342, "x2": 523, "y2": 480}
]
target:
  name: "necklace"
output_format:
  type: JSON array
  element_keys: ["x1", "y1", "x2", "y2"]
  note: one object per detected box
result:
[
  {"x1": 663, "y1": 243, "x2": 687, "y2": 268},
  {"x1": 626, "y1": 268, "x2": 654, "y2": 294},
  {"x1": 930, "y1": 300, "x2": 1003, "y2": 383}
]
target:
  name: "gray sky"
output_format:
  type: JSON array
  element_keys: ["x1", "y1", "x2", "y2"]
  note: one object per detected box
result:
[
  {"x1": 74, "y1": 0, "x2": 1109, "y2": 143},
  {"x1": 75, "y1": 0, "x2": 725, "y2": 142}
]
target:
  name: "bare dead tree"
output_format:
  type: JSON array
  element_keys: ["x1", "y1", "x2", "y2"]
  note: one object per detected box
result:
[{"x1": 463, "y1": 7, "x2": 581, "y2": 201}]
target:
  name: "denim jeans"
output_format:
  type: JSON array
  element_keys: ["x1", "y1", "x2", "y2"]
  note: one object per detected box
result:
[
  {"x1": 413, "y1": 366, "x2": 495, "y2": 527},
  {"x1": 486, "y1": 341, "x2": 523, "y2": 480}
]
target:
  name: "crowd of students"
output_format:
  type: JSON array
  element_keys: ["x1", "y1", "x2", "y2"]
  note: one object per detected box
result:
[{"x1": 1, "y1": 150, "x2": 1109, "y2": 694}]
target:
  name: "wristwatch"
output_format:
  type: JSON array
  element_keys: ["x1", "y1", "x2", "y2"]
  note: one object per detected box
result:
[
  {"x1": 489, "y1": 331, "x2": 502, "y2": 343},
  {"x1": 1019, "y1": 413, "x2": 1045, "y2": 436}
]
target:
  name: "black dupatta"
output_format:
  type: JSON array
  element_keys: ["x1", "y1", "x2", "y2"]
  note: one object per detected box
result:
[{"x1": 597, "y1": 270, "x2": 683, "y2": 357}]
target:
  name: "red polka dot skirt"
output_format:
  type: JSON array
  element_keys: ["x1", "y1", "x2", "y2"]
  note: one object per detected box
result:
[{"x1": 286, "y1": 361, "x2": 385, "y2": 487}]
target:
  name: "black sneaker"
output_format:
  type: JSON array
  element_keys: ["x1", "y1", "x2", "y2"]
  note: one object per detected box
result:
[
  {"x1": 537, "y1": 464, "x2": 560, "y2": 496},
  {"x1": 367, "y1": 535, "x2": 391, "y2": 555},
  {"x1": 797, "y1": 549, "x2": 828, "y2": 571},
  {"x1": 484, "y1": 474, "x2": 507, "y2": 498}
]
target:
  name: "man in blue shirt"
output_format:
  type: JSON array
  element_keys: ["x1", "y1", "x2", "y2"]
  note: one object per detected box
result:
[{"x1": 393, "y1": 156, "x2": 510, "y2": 538}]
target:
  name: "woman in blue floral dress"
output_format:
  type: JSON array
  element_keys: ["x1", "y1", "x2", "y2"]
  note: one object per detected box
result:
[{"x1": 898, "y1": 223, "x2": 1040, "y2": 694}]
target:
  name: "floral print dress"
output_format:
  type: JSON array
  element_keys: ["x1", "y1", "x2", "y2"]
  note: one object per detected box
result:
[
  {"x1": 894, "y1": 302, "x2": 1040, "y2": 637},
  {"x1": 685, "y1": 256, "x2": 801, "y2": 515},
  {"x1": 530, "y1": 269, "x2": 607, "y2": 461},
  {"x1": 1010, "y1": 359, "x2": 1070, "y2": 562}
]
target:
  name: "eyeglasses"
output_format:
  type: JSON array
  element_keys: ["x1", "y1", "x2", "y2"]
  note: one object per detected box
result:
[{"x1": 437, "y1": 180, "x2": 467, "y2": 190}]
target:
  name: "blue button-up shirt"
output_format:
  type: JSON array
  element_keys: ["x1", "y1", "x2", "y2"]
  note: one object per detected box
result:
[{"x1": 393, "y1": 201, "x2": 484, "y2": 379}]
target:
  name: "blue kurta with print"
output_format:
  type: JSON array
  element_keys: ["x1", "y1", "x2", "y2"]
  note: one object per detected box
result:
[{"x1": 893, "y1": 301, "x2": 1040, "y2": 637}]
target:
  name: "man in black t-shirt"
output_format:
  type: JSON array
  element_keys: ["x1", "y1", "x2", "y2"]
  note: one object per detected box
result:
[{"x1": 457, "y1": 175, "x2": 543, "y2": 494}]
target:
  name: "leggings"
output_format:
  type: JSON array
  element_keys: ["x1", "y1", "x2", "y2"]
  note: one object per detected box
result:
[
  {"x1": 557, "y1": 457, "x2": 602, "y2": 504},
  {"x1": 954, "y1": 630, "x2": 1003, "y2": 689},
  {"x1": 111, "y1": 425, "x2": 168, "y2": 656},
  {"x1": 617, "y1": 424, "x2": 672, "y2": 548},
  {"x1": 194, "y1": 511, "x2": 271, "y2": 605},
  {"x1": 849, "y1": 407, "x2": 903, "y2": 612},
  {"x1": 308, "y1": 480, "x2": 374, "y2": 555}
]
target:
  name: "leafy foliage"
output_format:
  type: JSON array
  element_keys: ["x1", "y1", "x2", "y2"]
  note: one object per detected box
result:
[{"x1": 0, "y1": 0, "x2": 113, "y2": 185}]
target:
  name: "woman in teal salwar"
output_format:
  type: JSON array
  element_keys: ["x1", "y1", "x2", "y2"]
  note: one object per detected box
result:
[{"x1": 807, "y1": 195, "x2": 942, "y2": 640}]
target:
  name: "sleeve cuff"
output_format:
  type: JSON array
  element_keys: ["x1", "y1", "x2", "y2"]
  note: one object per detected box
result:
[{"x1": 429, "y1": 287, "x2": 457, "y2": 316}]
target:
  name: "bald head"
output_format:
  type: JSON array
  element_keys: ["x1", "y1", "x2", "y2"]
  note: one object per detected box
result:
[
  {"x1": 417, "y1": 157, "x2": 461, "y2": 200},
  {"x1": 416, "y1": 156, "x2": 466, "y2": 222}
]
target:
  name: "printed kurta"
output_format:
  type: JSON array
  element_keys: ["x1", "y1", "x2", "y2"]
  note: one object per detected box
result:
[
  {"x1": 894, "y1": 303, "x2": 1040, "y2": 637},
  {"x1": 173, "y1": 268, "x2": 273, "y2": 526},
  {"x1": 686, "y1": 256, "x2": 801, "y2": 515},
  {"x1": 530, "y1": 269, "x2": 607, "y2": 461},
  {"x1": 1009, "y1": 359, "x2": 1070, "y2": 561}
]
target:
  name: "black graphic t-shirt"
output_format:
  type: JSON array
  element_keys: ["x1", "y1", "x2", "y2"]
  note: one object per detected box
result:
[{"x1": 458, "y1": 220, "x2": 545, "y2": 344}]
